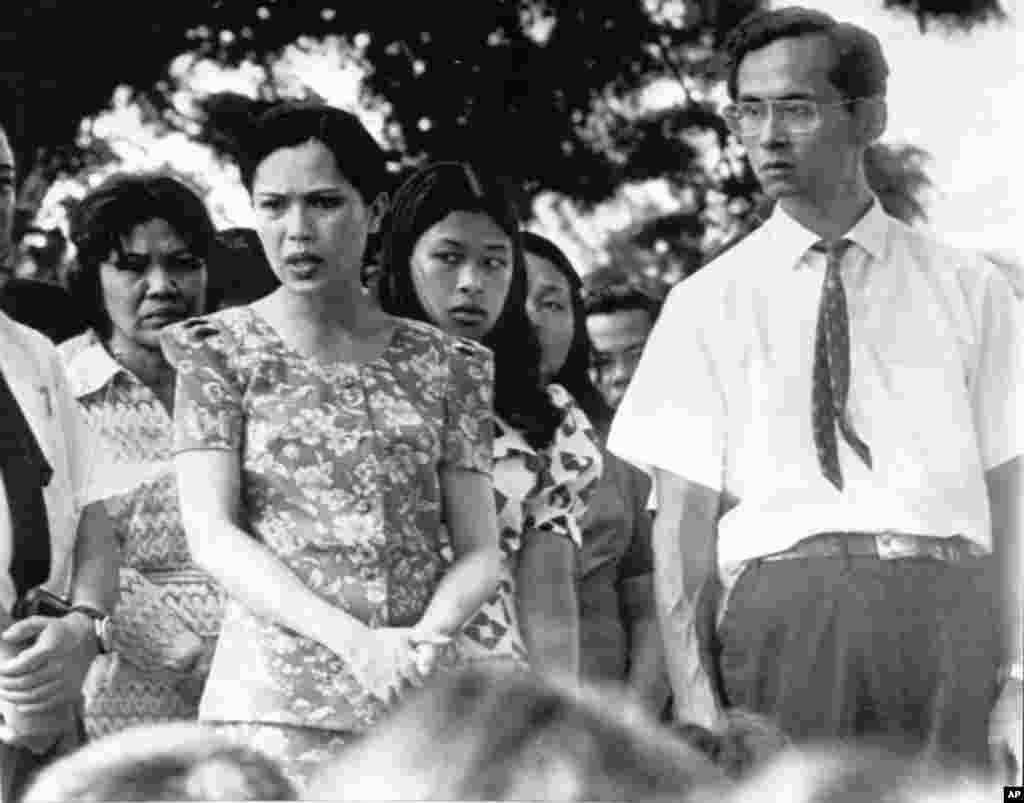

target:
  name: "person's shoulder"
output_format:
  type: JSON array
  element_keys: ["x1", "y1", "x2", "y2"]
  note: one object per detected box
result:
[
  {"x1": 547, "y1": 383, "x2": 601, "y2": 446},
  {"x1": 161, "y1": 308, "x2": 249, "y2": 365},
  {"x1": 893, "y1": 223, "x2": 1011, "y2": 298},
  {"x1": 660, "y1": 227, "x2": 768, "y2": 317},
  {"x1": 0, "y1": 306, "x2": 57, "y2": 355},
  {"x1": 701, "y1": 221, "x2": 776, "y2": 275},
  {"x1": 0, "y1": 308, "x2": 69, "y2": 393},
  {"x1": 396, "y1": 316, "x2": 493, "y2": 363},
  {"x1": 890, "y1": 221, "x2": 986, "y2": 273},
  {"x1": 169, "y1": 307, "x2": 249, "y2": 342}
]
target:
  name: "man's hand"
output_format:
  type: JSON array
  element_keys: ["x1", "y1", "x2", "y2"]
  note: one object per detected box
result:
[
  {"x1": 0, "y1": 613, "x2": 97, "y2": 714},
  {"x1": 990, "y1": 679, "x2": 1023, "y2": 785}
]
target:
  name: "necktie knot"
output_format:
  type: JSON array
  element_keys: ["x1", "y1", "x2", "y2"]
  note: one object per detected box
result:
[{"x1": 811, "y1": 237, "x2": 853, "y2": 262}]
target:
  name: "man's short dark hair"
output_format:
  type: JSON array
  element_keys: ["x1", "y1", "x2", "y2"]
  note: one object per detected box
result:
[
  {"x1": 722, "y1": 7, "x2": 889, "y2": 102},
  {"x1": 582, "y1": 266, "x2": 666, "y2": 325}
]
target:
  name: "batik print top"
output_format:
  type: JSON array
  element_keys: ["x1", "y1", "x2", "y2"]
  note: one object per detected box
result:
[
  {"x1": 162, "y1": 307, "x2": 494, "y2": 732},
  {"x1": 455, "y1": 383, "x2": 603, "y2": 665},
  {"x1": 59, "y1": 331, "x2": 225, "y2": 737}
]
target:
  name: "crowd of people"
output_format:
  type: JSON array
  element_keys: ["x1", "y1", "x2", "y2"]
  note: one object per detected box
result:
[{"x1": 0, "y1": 6, "x2": 1020, "y2": 802}]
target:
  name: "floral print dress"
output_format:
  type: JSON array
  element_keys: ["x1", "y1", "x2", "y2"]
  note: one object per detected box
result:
[
  {"x1": 161, "y1": 307, "x2": 493, "y2": 786},
  {"x1": 454, "y1": 383, "x2": 603, "y2": 666},
  {"x1": 58, "y1": 331, "x2": 225, "y2": 739}
]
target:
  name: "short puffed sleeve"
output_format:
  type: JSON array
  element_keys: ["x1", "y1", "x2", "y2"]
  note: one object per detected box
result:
[
  {"x1": 161, "y1": 317, "x2": 244, "y2": 453},
  {"x1": 442, "y1": 337, "x2": 495, "y2": 476}
]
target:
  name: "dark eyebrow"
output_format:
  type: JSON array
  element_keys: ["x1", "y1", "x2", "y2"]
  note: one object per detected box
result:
[
  {"x1": 253, "y1": 187, "x2": 346, "y2": 197},
  {"x1": 536, "y1": 283, "x2": 569, "y2": 299},
  {"x1": 436, "y1": 238, "x2": 510, "y2": 253},
  {"x1": 737, "y1": 92, "x2": 815, "y2": 102}
]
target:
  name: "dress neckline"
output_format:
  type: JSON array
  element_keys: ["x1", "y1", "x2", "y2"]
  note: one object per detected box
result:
[{"x1": 242, "y1": 305, "x2": 402, "y2": 370}]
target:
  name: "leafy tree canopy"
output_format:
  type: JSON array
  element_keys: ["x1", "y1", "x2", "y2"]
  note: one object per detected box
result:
[{"x1": 0, "y1": 0, "x2": 998, "y2": 279}]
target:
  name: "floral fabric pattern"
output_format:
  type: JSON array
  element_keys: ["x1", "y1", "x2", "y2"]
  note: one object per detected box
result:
[
  {"x1": 59, "y1": 332, "x2": 225, "y2": 739},
  {"x1": 162, "y1": 307, "x2": 494, "y2": 733},
  {"x1": 454, "y1": 383, "x2": 603, "y2": 665}
]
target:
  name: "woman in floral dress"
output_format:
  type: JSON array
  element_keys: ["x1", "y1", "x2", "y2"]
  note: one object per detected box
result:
[
  {"x1": 378, "y1": 162, "x2": 603, "y2": 678},
  {"x1": 59, "y1": 173, "x2": 225, "y2": 738},
  {"x1": 161, "y1": 104, "x2": 502, "y2": 789}
]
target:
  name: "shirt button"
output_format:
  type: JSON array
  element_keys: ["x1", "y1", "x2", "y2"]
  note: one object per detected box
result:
[{"x1": 355, "y1": 500, "x2": 372, "y2": 514}]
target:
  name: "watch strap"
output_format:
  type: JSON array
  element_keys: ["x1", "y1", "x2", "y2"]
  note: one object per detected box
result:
[
  {"x1": 68, "y1": 605, "x2": 112, "y2": 654},
  {"x1": 68, "y1": 604, "x2": 107, "y2": 621}
]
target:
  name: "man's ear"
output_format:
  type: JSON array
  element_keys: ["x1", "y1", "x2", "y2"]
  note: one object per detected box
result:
[
  {"x1": 854, "y1": 97, "x2": 887, "y2": 145},
  {"x1": 367, "y1": 192, "x2": 390, "y2": 234}
]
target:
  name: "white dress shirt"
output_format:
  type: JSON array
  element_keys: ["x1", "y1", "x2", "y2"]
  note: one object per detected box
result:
[
  {"x1": 0, "y1": 313, "x2": 109, "y2": 613},
  {"x1": 608, "y1": 201, "x2": 1024, "y2": 573}
]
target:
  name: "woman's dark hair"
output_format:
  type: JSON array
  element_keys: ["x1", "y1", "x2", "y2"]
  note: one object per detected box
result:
[
  {"x1": 238, "y1": 101, "x2": 389, "y2": 206},
  {"x1": 68, "y1": 172, "x2": 217, "y2": 340},
  {"x1": 522, "y1": 232, "x2": 613, "y2": 434},
  {"x1": 378, "y1": 162, "x2": 561, "y2": 450},
  {"x1": 722, "y1": 7, "x2": 889, "y2": 102}
]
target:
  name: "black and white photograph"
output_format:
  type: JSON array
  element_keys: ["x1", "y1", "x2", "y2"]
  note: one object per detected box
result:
[{"x1": 0, "y1": 1, "x2": 1020, "y2": 800}]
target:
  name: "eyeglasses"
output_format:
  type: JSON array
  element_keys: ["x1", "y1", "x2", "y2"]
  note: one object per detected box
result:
[{"x1": 721, "y1": 97, "x2": 873, "y2": 137}]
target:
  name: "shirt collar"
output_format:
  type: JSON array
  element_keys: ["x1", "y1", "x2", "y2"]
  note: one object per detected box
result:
[
  {"x1": 766, "y1": 197, "x2": 890, "y2": 269},
  {"x1": 62, "y1": 330, "x2": 125, "y2": 397}
]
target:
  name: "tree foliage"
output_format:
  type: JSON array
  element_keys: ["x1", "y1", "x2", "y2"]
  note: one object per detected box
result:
[{"x1": 1, "y1": 0, "x2": 999, "y2": 280}]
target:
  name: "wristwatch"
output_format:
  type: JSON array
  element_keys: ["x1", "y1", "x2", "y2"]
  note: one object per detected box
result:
[{"x1": 69, "y1": 605, "x2": 113, "y2": 655}]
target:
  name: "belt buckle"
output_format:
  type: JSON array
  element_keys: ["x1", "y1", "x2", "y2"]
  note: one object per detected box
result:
[{"x1": 874, "y1": 531, "x2": 918, "y2": 560}]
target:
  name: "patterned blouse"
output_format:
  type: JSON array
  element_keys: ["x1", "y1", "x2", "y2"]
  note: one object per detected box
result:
[
  {"x1": 454, "y1": 383, "x2": 603, "y2": 665},
  {"x1": 161, "y1": 307, "x2": 494, "y2": 732},
  {"x1": 59, "y1": 331, "x2": 225, "y2": 738}
]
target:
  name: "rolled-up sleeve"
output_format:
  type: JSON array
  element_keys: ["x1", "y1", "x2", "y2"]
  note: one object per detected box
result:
[{"x1": 607, "y1": 284, "x2": 727, "y2": 491}]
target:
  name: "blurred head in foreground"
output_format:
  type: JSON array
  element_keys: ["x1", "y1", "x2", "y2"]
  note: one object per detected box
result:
[
  {"x1": 22, "y1": 722, "x2": 296, "y2": 802},
  {"x1": 724, "y1": 743, "x2": 997, "y2": 803},
  {"x1": 306, "y1": 666, "x2": 728, "y2": 801}
]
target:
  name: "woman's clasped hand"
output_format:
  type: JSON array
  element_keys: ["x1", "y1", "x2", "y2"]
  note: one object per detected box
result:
[{"x1": 341, "y1": 628, "x2": 455, "y2": 701}]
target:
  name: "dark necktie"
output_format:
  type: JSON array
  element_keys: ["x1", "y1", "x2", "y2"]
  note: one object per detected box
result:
[
  {"x1": 811, "y1": 239, "x2": 872, "y2": 491},
  {"x1": 0, "y1": 367, "x2": 53, "y2": 602}
]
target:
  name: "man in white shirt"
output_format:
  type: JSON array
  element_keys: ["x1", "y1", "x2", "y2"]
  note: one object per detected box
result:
[
  {"x1": 609, "y1": 7, "x2": 1022, "y2": 776},
  {"x1": 0, "y1": 122, "x2": 119, "y2": 802}
]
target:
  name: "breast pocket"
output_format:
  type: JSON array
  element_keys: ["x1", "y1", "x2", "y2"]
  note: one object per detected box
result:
[
  {"x1": 871, "y1": 328, "x2": 972, "y2": 468},
  {"x1": 874, "y1": 329, "x2": 965, "y2": 405}
]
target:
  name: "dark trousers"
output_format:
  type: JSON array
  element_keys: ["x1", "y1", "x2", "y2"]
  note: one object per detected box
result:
[
  {"x1": 0, "y1": 718, "x2": 82, "y2": 803},
  {"x1": 706, "y1": 554, "x2": 1001, "y2": 771}
]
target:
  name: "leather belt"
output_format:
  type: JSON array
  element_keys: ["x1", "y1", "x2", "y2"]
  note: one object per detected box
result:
[{"x1": 758, "y1": 531, "x2": 988, "y2": 564}]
